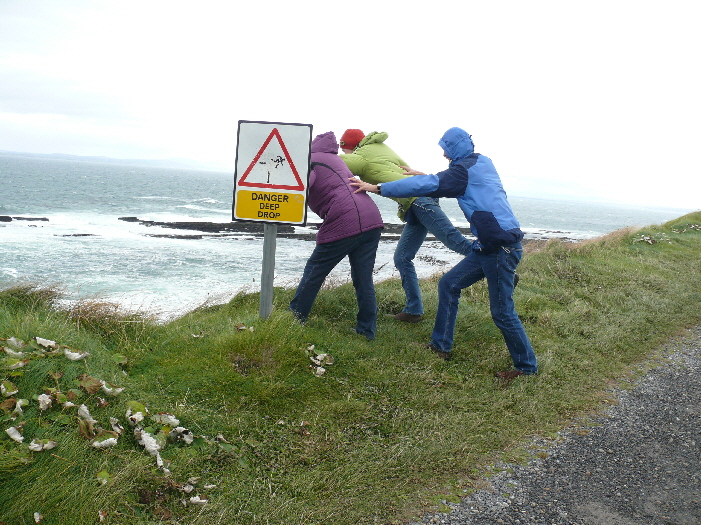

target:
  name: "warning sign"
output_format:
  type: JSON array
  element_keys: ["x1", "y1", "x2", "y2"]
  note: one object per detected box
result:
[
  {"x1": 233, "y1": 121, "x2": 311, "y2": 225},
  {"x1": 235, "y1": 190, "x2": 305, "y2": 222},
  {"x1": 238, "y1": 128, "x2": 305, "y2": 190}
]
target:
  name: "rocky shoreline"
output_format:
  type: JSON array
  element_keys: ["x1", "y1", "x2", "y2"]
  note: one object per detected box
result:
[
  {"x1": 116, "y1": 216, "x2": 436, "y2": 239},
  {"x1": 0, "y1": 215, "x2": 49, "y2": 222},
  {"x1": 1, "y1": 214, "x2": 451, "y2": 239},
  {"x1": 2, "y1": 216, "x2": 576, "y2": 244}
]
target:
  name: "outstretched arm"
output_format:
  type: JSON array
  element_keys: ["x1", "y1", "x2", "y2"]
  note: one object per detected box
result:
[
  {"x1": 349, "y1": 177, "x2": 380, "y2": 194},
  {"x1": 399, "y1": 166, "x2": 426, "y2": 176},
  {"x1": 348, "y1": 164, "x2": 429, "y2": 194},
  {"x1": 350, "y1": 173, "x2": 441, "y2": 198}
]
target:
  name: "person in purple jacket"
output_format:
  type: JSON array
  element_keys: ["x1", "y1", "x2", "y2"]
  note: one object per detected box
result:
[{"x1": 289, "y1": 131, "x2": 384, "y2": 340}]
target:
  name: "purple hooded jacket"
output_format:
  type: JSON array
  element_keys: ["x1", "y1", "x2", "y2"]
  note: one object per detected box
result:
[{"x1": 308, "y1": 132, "x2": 384, "y2": 244}]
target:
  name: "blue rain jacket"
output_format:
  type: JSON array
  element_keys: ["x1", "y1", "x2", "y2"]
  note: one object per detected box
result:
[{"x1": 380, "y1": 127, "x2": 523, "y2": 251}]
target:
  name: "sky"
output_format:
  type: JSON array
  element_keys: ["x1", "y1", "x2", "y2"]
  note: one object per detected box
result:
[{"x1": 0, "y1": 0, "x2": 699, "y2": 210}]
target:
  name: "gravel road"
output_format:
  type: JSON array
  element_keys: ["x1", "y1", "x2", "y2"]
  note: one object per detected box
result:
[{"x1": 411, "y1": 326, "x2": 701, "y2": 525}]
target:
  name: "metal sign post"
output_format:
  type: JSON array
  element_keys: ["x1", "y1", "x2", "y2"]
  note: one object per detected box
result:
[
  {"x1": 232, "y1": 120, "x2": 312, "y2": 319},
  {"x1": 259, "y1": 223, "x2": 277, "y2": 318}
]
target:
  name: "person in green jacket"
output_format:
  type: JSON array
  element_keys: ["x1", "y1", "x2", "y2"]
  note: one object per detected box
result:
[{"x1": 340, "y1": 129, "x2": 473, "y2": 323}]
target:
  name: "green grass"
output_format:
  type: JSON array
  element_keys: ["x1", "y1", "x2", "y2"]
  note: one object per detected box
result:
[{"x1": 1, "y1": 212, "x2": 700, "y2": 524}]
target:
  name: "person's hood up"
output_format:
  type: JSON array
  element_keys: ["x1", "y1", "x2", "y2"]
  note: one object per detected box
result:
[
  {"x1": 438, "y1": 127, "x2": 474, "y2": 161},
  {"x1": 311, "y1": 131, "x2": 339, "y2": 154},
  {"x1": 358, "y1": 131, "x2": 389, "y2": 148}
]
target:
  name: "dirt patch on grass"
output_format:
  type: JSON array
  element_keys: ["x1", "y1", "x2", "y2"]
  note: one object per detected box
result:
[{"x1": 230, "y1": 347, "x2": 278, "y2": 375}]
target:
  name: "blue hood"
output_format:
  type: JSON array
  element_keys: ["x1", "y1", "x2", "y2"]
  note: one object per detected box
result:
[{"x1": 438, "y1": 127, "x2": 474, "y2": 161}]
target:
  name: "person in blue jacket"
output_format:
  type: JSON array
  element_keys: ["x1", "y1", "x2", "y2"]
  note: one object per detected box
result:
[{"x1": 350, "y1": 127, "x2": 537, "y2": 379}]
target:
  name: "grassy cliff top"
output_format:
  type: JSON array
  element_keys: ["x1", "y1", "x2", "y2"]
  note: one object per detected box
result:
[{"x1": 1, "y1": 212, "x2": 700, "y2": 524}]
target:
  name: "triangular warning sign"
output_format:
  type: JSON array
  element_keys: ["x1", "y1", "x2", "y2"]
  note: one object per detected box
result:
[{"x1": 238, "y1": 128, "x2": 305, "y2": 190}]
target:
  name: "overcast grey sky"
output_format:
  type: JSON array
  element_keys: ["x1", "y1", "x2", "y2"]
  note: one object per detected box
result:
[{"x1": 1, "y1": 0, "x2": 699, "y2": 210}]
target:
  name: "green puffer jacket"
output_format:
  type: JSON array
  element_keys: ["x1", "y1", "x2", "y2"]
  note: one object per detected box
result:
[{"x1": 340, "y1": 131, "x2": 416, "y2": 221}]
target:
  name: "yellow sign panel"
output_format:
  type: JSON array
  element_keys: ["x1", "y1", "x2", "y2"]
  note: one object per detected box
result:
[{"x1": 235, "y1": 190, "x2": 305, "y2": 223}]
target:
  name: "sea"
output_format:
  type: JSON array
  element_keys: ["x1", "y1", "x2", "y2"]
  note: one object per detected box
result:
[{"x1": 1, "y1": 154, "x2": 695, "y2": 320}]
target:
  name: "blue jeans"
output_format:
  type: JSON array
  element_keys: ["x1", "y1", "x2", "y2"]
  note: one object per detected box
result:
[
  {"x1": 290, "y1": 228, "x2": 381, "y2": 340},
  {"x1": 431, "y1": 243, "x2": 537, "y2": 374},
  {"x1": 394, "y1": 197, "x2": 473, "y2": 315}
]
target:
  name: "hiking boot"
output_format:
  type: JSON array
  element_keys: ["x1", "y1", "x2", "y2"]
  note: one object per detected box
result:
[
  {"x1": 495, "y1": 369, "x2": 524, "y2": 380},
  {"x1": 392, "y1": 312, "x2": 423, "y2": 323},
  {"x1": 351, "y1": 328, "x2": 374, "y2": 341},
  {"x1": 423, "y1": 343, "x2": 452, "y2": 361}
]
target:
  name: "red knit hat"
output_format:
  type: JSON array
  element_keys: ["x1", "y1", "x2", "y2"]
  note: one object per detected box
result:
[{"x1": 339, "y1": 129, "x2": 365, "y2": 150}]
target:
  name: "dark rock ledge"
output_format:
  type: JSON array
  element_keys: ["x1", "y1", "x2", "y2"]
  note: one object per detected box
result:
[
  {"x1": 1, "y1": 215, "x2": 572, "y2": 244},
  {"x1": 117, "y1": 217, "x2": 466, "y2": 240},
  {"x1": 0, "y1": 216, "x2": 49, "y2": 222},
  {"x1": 116, "y1": 217, "x2": 575, "y2": 244}
]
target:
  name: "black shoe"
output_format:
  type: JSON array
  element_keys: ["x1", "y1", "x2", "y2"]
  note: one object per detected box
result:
[
  {"x1": 495, "y1": 369, "x2": 524, "y2": 380},
  {"x1": 423, "y1": 343, "x2": 451, "y2": 361},
  {"x1": 392, "y1": 312, "x2": 424, "y2": 323},
  {"x1": 351, "y1": 328, "x2": 374, "y2": 341}
]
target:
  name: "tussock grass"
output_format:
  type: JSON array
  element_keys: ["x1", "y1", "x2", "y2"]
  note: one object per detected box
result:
[{"x1": 1, "y1": 212, "x2": 700, "y2": 524}]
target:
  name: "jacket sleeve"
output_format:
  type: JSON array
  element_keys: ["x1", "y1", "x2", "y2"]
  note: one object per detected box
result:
[
  {"x1": 381, "y1": 164, "x2": 469, "y2": 199},
  {"x1": 340, "y1": 153, "x2": 366, "y2": 177},
  {"x1": 380, "y1": 174, "x2": 440, "y2": 198},
  {"x1": 430, "y1": 164, "x2": 470, "y2": 198}
]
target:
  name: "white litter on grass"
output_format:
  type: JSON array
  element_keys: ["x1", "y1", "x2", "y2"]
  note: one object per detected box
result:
[
  {"x1": 34, "y1": 337, "x2": 57, "y2": 349},
  {"x1": 189, "y1": 495, "x2": 208, "y2": 505},
  {"x1": 6, "y1": 358, "x2": 29, "y2": 370},
  {"x1": 64, "y1": 348, "x2": 90, "y2": 361},
  {"x1": 5, "y1": 337, "x2": 26, "y2": 349},
  {"x1": 133, "y1": 426, "x2": 172, "y2": 474},
  {"x1": 28, "y1": 439, "x2": 58, "y2": 452},
  {"x1": 92, "y1": 437, "x2": 118, "y2": 449},
  {"x1": 109, "y1": 417, "x2": 125, "y2": 435},
  {"x1": 126, "y1": 407, "x2": 147, "y2": 427},
  {"x1": 12, "y1": 399, "x2": 28, "y2": 416},
  {"x1": 134, "y1": 428, "x2": 161, "y2": 456},
  {"x1": 152, "y1": 413, "x2": 180, "y2": 426},
  {"x1": 100, "y1": 381, "x2": 124, "y2": 396},
  {"x1": 169, "y1": 426, "x2": 194, "y2": 444},
  {"x1": 1, "y1": 380, "x2": 18, "y2": 397},
  {"x1": 310, "y1": 353, "x2": 334, "y2": 366},
  {"x1": 37, "y1": 394, "x2": 52, "y2": 411},
  {"x1": 307, "y1": 347, "x2": 335, "y2": 376},
  {"x1": 6, "y1": 426, "x2": 24, "y2": 443},
  {"x1": 3, "y1": 347, "x2": 25, "y2": 358},
  {"x1": 78, "y1": 404, "x2": 98, "y2": 424}
]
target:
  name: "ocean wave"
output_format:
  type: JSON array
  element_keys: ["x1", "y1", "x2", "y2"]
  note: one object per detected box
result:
[
  {"x1": 135, "y1": 195, "x2": 178, "y2": 200},
  {"x1": 175, "y1": 204, "x2": 229, "y2": 213},
  {"x1": 1, "y1": 267, "x2": 20, "y2": 279}
]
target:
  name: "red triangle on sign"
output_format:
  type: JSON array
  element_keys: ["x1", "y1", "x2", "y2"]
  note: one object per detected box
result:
[{"x1": 238, "y1": 128, "x2": 305, "y2": 190}]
